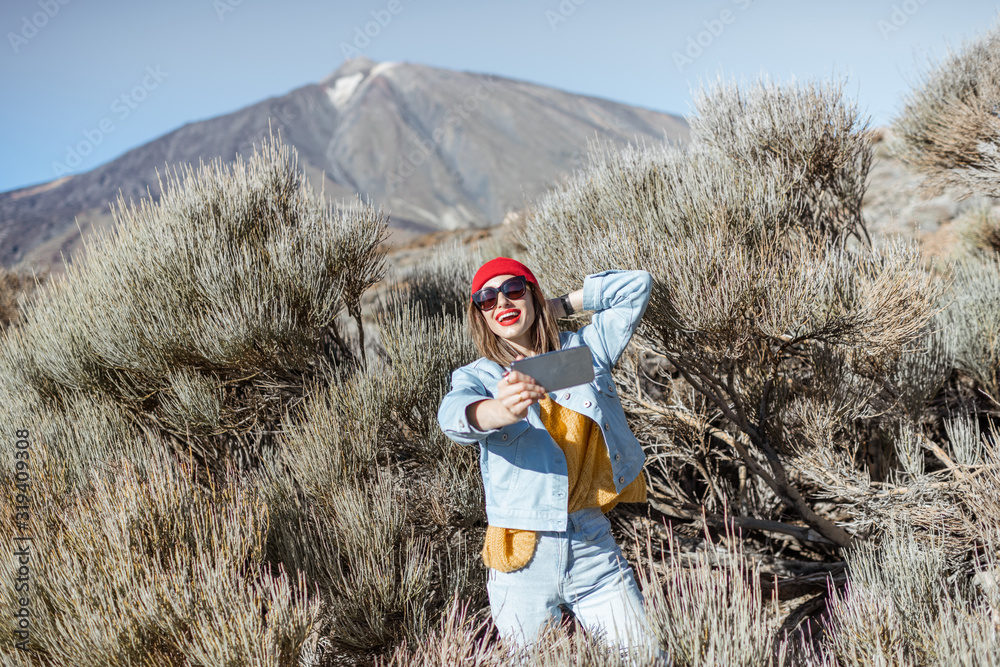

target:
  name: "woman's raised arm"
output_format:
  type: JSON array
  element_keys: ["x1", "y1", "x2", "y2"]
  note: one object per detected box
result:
[
  {"x1": 547, "y1": 289, "x2": 584, "y2": 319},
  {"x1": 579, "y1": 271, "x2": 652, "y2": 371}
]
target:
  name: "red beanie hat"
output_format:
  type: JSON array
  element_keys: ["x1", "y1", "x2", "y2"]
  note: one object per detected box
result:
[{"x1": 470, "y1": 257, "x2": 539, "y2": 298}]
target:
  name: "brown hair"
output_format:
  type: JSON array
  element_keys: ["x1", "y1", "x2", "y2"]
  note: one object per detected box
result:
[{"x1": 467, "y1": 281, "x2": 562, "y2": 367}]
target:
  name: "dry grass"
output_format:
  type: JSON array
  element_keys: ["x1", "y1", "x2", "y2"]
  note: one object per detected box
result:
[
  {"x1": 0, "y1": 444, "x2": 318, "y2": 666},
  {"x1": 893, "y1": 20, "x2": 1000, "y2": 198}
]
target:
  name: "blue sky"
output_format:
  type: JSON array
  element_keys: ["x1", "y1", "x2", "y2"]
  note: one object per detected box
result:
[{"x1": 1, "y1": 0, "x2": 997, "y2": 192}]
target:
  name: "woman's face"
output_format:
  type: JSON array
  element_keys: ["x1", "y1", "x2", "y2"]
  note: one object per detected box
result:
[{"x1": 479, "y1": 273, "x2": 536, "y2": 351}]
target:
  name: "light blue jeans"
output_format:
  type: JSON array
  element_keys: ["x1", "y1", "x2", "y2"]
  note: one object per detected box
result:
[{"x1": 486, "y1": 506, "x2": 651, "y2": 652}]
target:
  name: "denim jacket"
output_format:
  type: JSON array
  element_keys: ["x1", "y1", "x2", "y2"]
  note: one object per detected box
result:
[{"x1": 437, "y1": 270, "x2": 653, "y2": 532}]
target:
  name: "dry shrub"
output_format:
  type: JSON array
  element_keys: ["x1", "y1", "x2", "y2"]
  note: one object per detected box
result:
[
  {"x1": 397, "y1": 240, "x2": 482, "y2": 321},
  {"x1": 893, "y1": 20, "x2": 1000, "y2": 198},
  {"x1": 690, "y1": 77, "x2": 873, "y2": 245},
  {"x1": 527, "y1": 77, "x2": 872, "y2": 295},
  {"x1": 0, "y1": 267, "x2": 47, "y2": 330},
  {"x1": 383, "y1": 596, "x2": 662, "y2": 667},
  {"x1": 383, "y1": 595, "x2": 665, "y2": 667},
  {"x1": 378, "y1": 250, "x2": 487, "y2": 527},
  {"x1": 0, "y1": 444, "x2": 317, "y2": 666},
  {"x1": 642, "y1": 530, "x2": 781, "y2": 667},
  {"x1": 956, "y1": 205, "x2": 1000, "y2": 256},
  {"x1": 0, "y1": 360, "x2": 144, "y2": 495},
  {"x1": 823, "y1": 526, "x2": 951, "y2": 665},
  {"x1": 381, "y1": 598, "x2": 498, "y2": 667},
  {"x1": 937, "y1": 257, "x2": 1000, "y2": 400},
  {"x1": 256, "y1": 244, "x2": 486, "y2": 659},
  {"x1": 385, "y1": 528, "x2": 783, "y2": 667},
  {"x1": 0, "y1": 134, "x2": 386, "y2": 480},
  {"x1": 816, "y1": 523, "x2": 1000, "y2": 667},
  {"x1": 890, "y1": 326, "x2": 954, "y2": 421}
]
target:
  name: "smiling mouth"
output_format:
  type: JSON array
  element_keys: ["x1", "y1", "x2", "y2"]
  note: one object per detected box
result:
[{"x1": 496, "y1": 309, "x2": 521, "y2": 326}]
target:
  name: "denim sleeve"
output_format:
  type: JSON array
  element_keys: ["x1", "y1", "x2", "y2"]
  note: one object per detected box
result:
[
  {"x1": 580, "y1": 270, "x2": 653, "y2": 372},
  {"x1": 437, "y1": 365, "x2": 497, "y2": 445}
]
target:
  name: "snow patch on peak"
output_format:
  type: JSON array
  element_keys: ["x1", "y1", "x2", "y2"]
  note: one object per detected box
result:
[
  {"x1": 370, "y1": 61, "x2": 399, "y2": 78},
  {"x1": 327, "y1": 72, "x2": 364, "y2": 109},
  {"x1": 325, "y1": 62, "x2": 401, "y2": 110}
]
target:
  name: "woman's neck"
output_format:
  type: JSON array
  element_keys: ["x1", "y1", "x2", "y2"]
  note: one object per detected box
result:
[{"x1": 508, "y1": 337, "x2": 537, "y2": 358}]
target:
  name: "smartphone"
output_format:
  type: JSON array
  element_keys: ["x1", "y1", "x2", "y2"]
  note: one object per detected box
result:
[{"x1": 510, "y1": 345, "x2": 594, "y2": 392}]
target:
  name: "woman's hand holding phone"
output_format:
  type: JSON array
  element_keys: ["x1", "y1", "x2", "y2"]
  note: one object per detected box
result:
[
  {"x1": 498, "y1": 358, "x2": 547, "y2": 418},
  {"x1": 466, "y1": 356, "x2": 546, "y2": 430}
]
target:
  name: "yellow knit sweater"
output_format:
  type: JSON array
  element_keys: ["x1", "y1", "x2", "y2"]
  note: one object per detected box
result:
[{"x1": 482, "y1": 395, "x2": 646, "y2": 572}]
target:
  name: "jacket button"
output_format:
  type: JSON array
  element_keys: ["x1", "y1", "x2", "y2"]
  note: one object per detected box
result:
[
  {"x1": 563, "y1": 392, "x2": 571, "y2": 400},
  {"x1": 605, "y1": 423, "x2": 610, "y2": 429},
  {"x1": 618, "y1": 476, "x2": 625, "y2": 484},
  {"x1": 583, "y1": 400, "x2": 592, "y2": 408},
  {"x1": 608, "y1": 385, "x2": 615, "y2": 393},
  {"x1": 502, "y1": 433, "x2": 508, "y2": 440},
  {"x1": 615, "y1": 453, "x2": 621, "y2": 461}
]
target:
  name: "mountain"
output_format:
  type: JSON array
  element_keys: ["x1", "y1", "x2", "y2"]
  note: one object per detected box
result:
[{"x1": 0, "y1": 57, "x2": 688, "y2": 270}]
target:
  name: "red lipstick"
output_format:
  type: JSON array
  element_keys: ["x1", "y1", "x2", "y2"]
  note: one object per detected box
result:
[{"x1": 496, "y1": 308, "x2": 521, "y2": 327}]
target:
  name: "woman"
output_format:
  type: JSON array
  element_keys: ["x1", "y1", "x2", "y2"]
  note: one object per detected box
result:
[{"x1": 437, "y1": 256, "x2": 654, "y2": 651}]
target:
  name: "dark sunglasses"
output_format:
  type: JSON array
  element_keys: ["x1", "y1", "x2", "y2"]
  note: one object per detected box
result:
[{"x1": 472, "y1": 276, "x2": 528, "y2": 312}]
